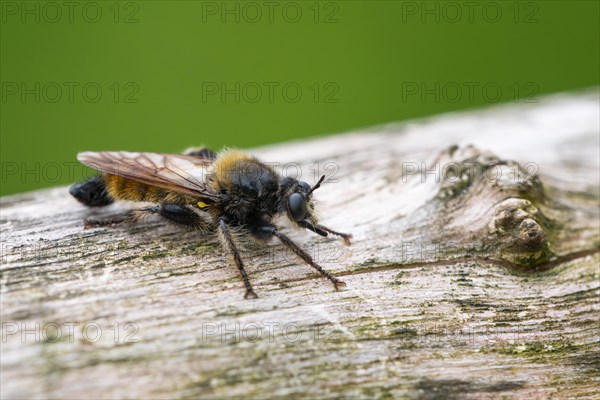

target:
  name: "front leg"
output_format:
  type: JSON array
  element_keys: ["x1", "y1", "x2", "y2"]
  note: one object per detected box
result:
[
  {"x1": 258, "y1": 226, "x2": 347, "y2": 291},
  {"x1": 297, "y1": 220, "x2": 352, "y2": 246},
  {"x1": 217, "y1": 217, "x2": 258, "y2": 299},
  {"x1": 315, "y1": 224, "x2": 352, "y2": 246}
]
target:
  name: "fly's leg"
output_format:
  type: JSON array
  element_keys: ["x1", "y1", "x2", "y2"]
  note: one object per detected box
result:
[
  {"x1": 184, "y1": 147, "x2": 216, "y2": 160},
  {"x1": 152, "y1": 204, "x2": 212, "y2": 230},
  {"x1": 84, "y1": 204, "x2": 211, "y2": 231},
  {"x1": 83, "y1": 210, "x2": 138, "y2": 229},
  {"x1": 258, "y1": 226, "x2": 346, "y2": 291},
  {"x1": 315, "y1": 224, "x2": 352, "y2": 246},
  {"x1": 217, "y1": 217, "x2": 258, "y2": 299},
  {"x1": 297, "y1": 220, "x2": 352, "y2": 246}
]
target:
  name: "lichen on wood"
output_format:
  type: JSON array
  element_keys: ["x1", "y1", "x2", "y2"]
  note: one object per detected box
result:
[{"x1": 1, "y1": 91, "x2": 599, "y2": 399}]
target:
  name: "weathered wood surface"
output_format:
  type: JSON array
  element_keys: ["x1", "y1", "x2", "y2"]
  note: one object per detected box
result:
[{"x1": 1, "y1": 91, "x2": 599, "y2": 399}]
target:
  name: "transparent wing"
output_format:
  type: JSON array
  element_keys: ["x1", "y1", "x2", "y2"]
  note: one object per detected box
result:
[{"x1": 77, "y1": 151, "x2": 219, "y2": 200}]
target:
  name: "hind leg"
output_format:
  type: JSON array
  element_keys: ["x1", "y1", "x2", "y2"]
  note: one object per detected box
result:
[{"x1": 84, "y1": 204, "x2": 212, "y2": 231}]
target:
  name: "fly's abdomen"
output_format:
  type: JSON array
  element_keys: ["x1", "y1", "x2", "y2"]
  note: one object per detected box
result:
[
  {"x1": 103, "y1": 174, "x2": 192, "y2": 204},
  {"x1": 69, "y1": 175, "x2": 114, "y2": 207}
]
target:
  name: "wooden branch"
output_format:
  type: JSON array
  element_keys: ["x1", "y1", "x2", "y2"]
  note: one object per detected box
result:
[{"x1": 1, "y1": 91, "x2": 599, "y2": 399}]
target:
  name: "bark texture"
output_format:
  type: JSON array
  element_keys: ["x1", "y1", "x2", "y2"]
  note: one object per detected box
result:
[{"x1": 1, "y1": 91, "x2": 599, "y2": 399}]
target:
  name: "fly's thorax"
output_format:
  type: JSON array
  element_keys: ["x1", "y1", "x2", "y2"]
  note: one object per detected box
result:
[
  {"x1": 208, "y1": 150, "x2": 281, "y2": 225},
  {"x1": 207, "y1": 149, "x2": 251, "y2": 191}
]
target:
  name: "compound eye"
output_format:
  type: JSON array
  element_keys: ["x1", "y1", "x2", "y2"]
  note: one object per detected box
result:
[
  {"x1": 298, "y1": 181, "x2": 311, "y2": 191},
  {"x1": 288, "y1": 193, "x2": 307, "y2": 222}
]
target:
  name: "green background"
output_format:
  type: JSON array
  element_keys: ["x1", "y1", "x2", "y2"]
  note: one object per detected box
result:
[{"x1": 1, "y1": 0, "x2": 599, "y2": 196}]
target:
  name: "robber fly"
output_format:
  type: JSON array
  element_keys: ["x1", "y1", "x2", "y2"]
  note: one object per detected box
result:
[{"x1": 70, "y1": 147, "x2": 352, "y2": 299}]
